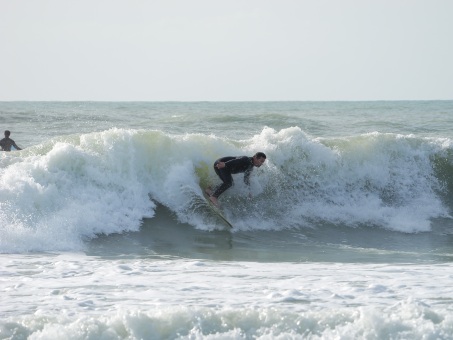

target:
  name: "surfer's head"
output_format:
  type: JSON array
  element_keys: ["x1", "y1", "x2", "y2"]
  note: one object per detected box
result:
[
  {"x1": 253, "y1": 152, "x2": 266, "y2": 167},
  {"x1": 4, "y1": 130, "x2": 10, "y2": 137}
]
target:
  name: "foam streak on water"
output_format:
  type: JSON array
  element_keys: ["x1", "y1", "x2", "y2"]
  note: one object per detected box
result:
[{"x1": 1, "y1": 254, "x2": 452, "y2": 339}]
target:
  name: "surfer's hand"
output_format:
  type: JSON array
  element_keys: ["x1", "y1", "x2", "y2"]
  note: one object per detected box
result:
[{"x1": 216, "y1": 162, "x2": 225, "y2": 169}]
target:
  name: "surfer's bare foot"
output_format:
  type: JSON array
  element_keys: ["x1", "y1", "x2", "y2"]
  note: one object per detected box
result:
[
  {"x1": 209, "y1": 195, "x2": 219, "y2": 207},
  {"x1": 205, "y1": 188, "x2": 213, "y2": 196}
]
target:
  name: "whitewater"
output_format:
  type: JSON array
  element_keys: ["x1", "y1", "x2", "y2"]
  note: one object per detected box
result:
[{"x1": 1, "y1": 101, "x2": 453, "y2": 339}]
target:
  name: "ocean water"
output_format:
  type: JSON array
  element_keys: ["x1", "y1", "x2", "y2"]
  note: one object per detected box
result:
[{"x1": 1, "y1": 101, "x2": 453, "y2": 339}]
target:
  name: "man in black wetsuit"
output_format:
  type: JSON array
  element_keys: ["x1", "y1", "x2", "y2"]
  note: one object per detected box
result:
[
  {"x1": 206, "y1": 152, "x2": 266, "y2": 206},
  {"x1": 0, "y1": 130, "x2": 22, "y2": 151}
]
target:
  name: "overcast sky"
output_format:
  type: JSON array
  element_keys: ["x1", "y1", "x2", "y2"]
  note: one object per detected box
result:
[{"x1": 1, "y1": 0, "x2": 452, "y2": 101}]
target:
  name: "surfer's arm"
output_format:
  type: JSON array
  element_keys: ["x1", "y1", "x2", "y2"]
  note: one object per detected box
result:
[
  {"x1": 244, "y1": 170, "x2": 253, "y2": 198},
  {"x1": 12, "y1": 142, "x2": 22, "y2": 150},
  {"x1": 244, "y1": 169, "x2": 251, "y2": 186},
  {"x1": 221, "y1": 157, "x2": 244, "y2": 168}
]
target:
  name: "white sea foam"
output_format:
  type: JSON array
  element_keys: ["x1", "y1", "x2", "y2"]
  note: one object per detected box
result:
[
  {"x1": 235, "y1": 127, "x2": 450, "y2": 232},
  {"x1": 1, "y1": 254, "x2": 452, "y2": 339}
]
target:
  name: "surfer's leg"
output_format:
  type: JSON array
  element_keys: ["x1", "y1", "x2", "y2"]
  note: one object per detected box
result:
[
  {"x1": 212, "y1": 182, "x2": 232, "y2": 197},
  {"x1": 212, "y1": 167, "x2": 233, "y2": 198}
]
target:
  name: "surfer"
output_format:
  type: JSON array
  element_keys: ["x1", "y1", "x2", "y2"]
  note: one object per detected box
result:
[
  {"x1": 206, "y1": 152, "x2": 267, "y2": 206},
  {"x1": 0, "y1": 130, "x2": 22, "y2": 151}
]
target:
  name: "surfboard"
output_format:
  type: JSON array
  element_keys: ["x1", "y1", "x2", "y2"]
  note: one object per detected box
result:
[{"x1": 202, "y1": 190, "x2": 233, "y2": 228}]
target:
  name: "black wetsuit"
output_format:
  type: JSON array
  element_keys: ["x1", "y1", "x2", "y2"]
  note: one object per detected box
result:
[
  {"x1": 0, "y1": 137, "x2": 21, "y2": 151},
  {"x1": 212, "y1": 156, "x2": 254, "y2": 198}
]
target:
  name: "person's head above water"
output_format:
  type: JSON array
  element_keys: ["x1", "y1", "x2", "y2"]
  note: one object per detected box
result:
[
  {"x1": 4, "y1": 130, "x2": 11, "y2": 137},
  {"x1": 252, "y1": 152, "x2": 266, "y2": 167}
]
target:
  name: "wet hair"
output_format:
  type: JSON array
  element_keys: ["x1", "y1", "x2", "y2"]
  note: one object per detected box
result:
[
  {"x1": 254, "y1": 152, "x2": 266, "y2": 159},
  {"x1": 4, "y1": 130, "x2": 10, "y2": 137}
]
